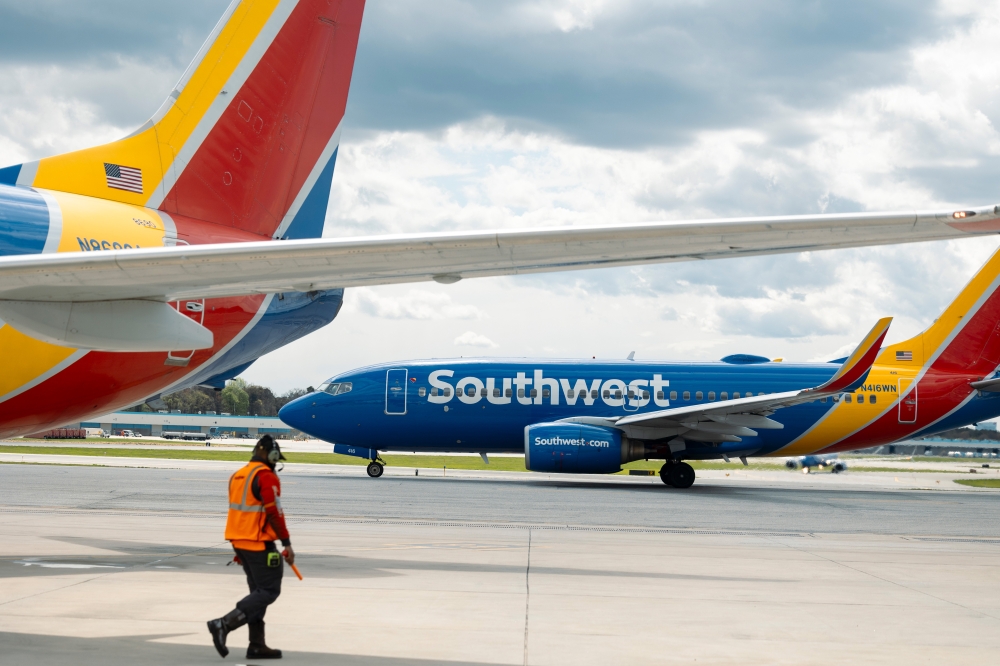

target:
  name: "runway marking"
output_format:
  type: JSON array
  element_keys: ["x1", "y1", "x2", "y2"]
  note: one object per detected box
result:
[{"x1": 523, "y1": 529, "x2": 531, "y2": 666}]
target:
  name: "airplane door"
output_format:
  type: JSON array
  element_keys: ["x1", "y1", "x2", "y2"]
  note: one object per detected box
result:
[
  {"x1": 385, "y1": 369, "x2": 408, "y2": 415},
  {"x1": 898, "y1": 378, "x2": 917, "y2": 424}
]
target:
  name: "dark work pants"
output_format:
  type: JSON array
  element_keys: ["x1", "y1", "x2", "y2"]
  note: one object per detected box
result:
[{"x1": 234, "y1": 544, "x2": 283, "y2": 624}]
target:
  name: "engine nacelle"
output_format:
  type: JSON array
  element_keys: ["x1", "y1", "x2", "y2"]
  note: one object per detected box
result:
[{"x1": 525, "y1": 422, "x2": 649, "y2": 474}]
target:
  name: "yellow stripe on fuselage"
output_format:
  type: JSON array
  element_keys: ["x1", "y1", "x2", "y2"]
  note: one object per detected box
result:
[
  {"x1": 770, "y1": 365, "x2": 911, "y2": 456},
  {"x1": 0, "y1": 325, "x2": 76, "y2": 400},
  {"x1": 30, "y1": 0, "x2": 282, "y2": 206},
  {"x1": 48, "y1": 190, "x2": 170, "y2": 252}
]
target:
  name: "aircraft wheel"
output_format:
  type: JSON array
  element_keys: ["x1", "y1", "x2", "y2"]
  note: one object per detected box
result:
[
  {"x1": 659, "y1": 463, "x2": 674, "y2": 486},
  {"x1": 667, "y1": 462, "x2": 695, "y2": 489},
  {"x1": 366, "y1": 461, "x2": 384, "y2": 478}
]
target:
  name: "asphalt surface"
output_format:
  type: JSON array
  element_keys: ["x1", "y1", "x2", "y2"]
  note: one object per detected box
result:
[{"x1": 3, "y1": 463, "x2": 998, "y2": 538}]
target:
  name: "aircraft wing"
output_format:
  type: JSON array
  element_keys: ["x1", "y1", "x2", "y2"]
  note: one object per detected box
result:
[
  {"x1": 0, "y1": 208, "x2": 997, "y2": 304},
  {"x1": 566, "y1": 318, "x2": 892, "y2": 442}
]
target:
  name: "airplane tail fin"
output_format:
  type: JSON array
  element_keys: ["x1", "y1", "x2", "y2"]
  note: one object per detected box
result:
[
  {"x1": 811, "y1": 317, "x2": 892, "y2": 394},
  {"x1": 883, "y1": 246, "x2": 1000, "y2": 376},
  {"x1": 1, "y1": 0, "x2": 365, "y2": 240}
]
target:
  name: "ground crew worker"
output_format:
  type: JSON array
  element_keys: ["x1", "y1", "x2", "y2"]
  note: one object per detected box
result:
[{"x1": 208, "y1": 435, "x2": 294, "y2": 659}]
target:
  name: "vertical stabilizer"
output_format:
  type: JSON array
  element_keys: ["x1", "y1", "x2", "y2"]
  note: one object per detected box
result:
[
  {"x1": 9, "y1": 0, "x2": 365, "y2": 240},
  {"x1": 881, "y1": 247, "x2": 1000, "y2": 377}
]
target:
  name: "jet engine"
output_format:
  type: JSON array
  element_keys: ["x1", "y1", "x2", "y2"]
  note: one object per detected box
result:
[{"x1": 524, "y1": 422, "x2": 651, "y2": 474}]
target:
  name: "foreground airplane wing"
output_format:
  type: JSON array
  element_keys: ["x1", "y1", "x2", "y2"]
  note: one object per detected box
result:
[
  {"x1": 0, "y1": 209, "x2": 997, "y2": 304},
  {"x1": 561, "y1": 318, "x2": 892, "y2": 443}
]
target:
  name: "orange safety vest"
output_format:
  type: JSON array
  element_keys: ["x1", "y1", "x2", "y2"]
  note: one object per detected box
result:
[{"x1": 225, "y1": 461, "x2": 279, "y2": 551}]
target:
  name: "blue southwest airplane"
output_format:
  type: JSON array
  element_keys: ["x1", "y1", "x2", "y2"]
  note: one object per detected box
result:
[
  {"x1": 2, "y1": 0, "x2": 1000, "y2": 438},
  {"x1": 279, "y1": 245, "x2": 1000, "y2": 488}
]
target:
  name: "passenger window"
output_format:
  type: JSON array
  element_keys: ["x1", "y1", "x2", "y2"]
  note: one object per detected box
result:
[
  {"x1": 336, "y1": 383, "x2": 352, "y2": 395},
  {"x1": 444, "y1": 388, "x2": 452, "y2": 397},
  {"x1": 603, "y1": 390, "x2": 610, "y2": 399},
  {"x1": 708, "y1": 391, "x2": 716, "y2": 401},
  {"x1": 844, "y1": 394, "x2": 852, "y2": 403},
  {"x1": 518, "y1": 389, "x2": 525, "y2": 398},
  {"x1": 543, "y1": 389, "x2": 551, "y2": 399},
  {"x1": 481, "y1": 388, "x2": 488, "y2": 397},
  {"x1": 696, "y1": 391, "x2": 703, "y2": 400},
  {"x1": 683, "y1": 391, "x2": 690, "y2": 400},
  {"x1": 530, "y1": 389, "x2": 538, "y2": 398},
  {"x1": 431, "y1": 387, "x2": 438, "y2": 396},
  {"x1": 614, "y1": 390, "x2": 623, "y2": 399},
  {"x1": 733, "y1": 392, "x2": 740, "y2": 399},
  {"x1": 493, "y1": 388, "x2": 501, "y2": 397},
  {"x1": 591, "y1": 390, "x2": 599, "y2": 398},
  {"x1": 758, "y1": 392, "x2": 764, "y2": 396},
  {"x1": 670, "y1": 391, "x2": 677, "y2": 400},
  {"x1": 567, "y1": 389, "x2": 575, "y2": 398},
  {"x1": 627, "y1": 390, "x2": 635, "y2": 399},
  {"x1": 870, "y1": 394, "x2": 876, "y2": 404},
  {"x1": 418, "y1": 387, "x2": 426, "y2": 397},
  {"x1": 857, "y1": 394, "x2": 864, "y2": 404},
  {"x1": 720, "y1": 392, "x2": 728, "y2": 400},
  {"x1": 506, "y1": 388, "x2": 513, "y2": 398}
]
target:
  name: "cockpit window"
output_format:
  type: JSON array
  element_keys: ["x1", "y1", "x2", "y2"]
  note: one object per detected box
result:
[{"x1": 321, "y1": 382, "x2": 353, "y2": 396}]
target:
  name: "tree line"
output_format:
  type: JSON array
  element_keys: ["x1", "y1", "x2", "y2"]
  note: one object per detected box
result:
[{"x1": 127, "y1": 379, "x2": 314, "y2": 417}]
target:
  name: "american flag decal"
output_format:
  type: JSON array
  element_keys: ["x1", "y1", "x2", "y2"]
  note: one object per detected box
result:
[
  {"x1": 104, "y1": 163, "x2": 143, "y2": 194},
  {"x1": 896, "y1": 351, "x2": 913, "y2": 361}
]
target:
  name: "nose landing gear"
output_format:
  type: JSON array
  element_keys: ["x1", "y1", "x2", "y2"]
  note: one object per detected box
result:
[
  {"x1": 659, "y1": 461, "x2": 695, "y2": 488},
  {"x1": 366, "y1": 457, "x2": 386, "y2": 478}
]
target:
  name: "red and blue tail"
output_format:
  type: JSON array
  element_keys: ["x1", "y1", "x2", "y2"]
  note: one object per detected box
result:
[{"x1": 2, "y1": 0, "x2": 365, "y2": 240}]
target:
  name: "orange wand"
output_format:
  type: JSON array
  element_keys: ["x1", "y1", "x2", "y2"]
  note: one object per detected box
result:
[{"x1": 282, "y1": 549, "x2": 303, "y2": 580}]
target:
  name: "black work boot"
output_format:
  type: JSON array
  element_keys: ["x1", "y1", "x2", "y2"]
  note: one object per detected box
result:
[
  {"x1": 207, "y1": 608, "x2": 247, "y2": 658},
  {"x1": 247, "y1": 620, "x2": 283, "y2": 659}
]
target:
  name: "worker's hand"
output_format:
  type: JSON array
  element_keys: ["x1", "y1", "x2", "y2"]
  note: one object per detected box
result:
[
  {"x1": 229, "y1": 553, "x2": 242, "y2": 566},
  {"x1": 282, "y1": 547, "x2": 295, "y2": 565}
]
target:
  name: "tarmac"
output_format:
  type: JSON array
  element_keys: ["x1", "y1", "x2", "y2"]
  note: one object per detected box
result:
[{"x1": 2, "y1": 457, "x2": 1000, "y2": 664}]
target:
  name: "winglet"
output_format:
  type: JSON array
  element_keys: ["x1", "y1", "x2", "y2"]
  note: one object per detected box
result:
[{"x1": 809, "y1": 317, "x2": 892, "y2": 395}]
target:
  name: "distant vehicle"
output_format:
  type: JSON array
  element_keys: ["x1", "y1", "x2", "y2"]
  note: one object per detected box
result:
[
  {"x1": 785, "y1": 455, "x2": 847, "y2": 474},
  {"x1": 163, "y1": 431, "x2": 209, "y2": 442},
  {"x1": 33, "y1": 428, "x2": 85, "y2": 440},
  {"x1": 281, "y1": 245, "x2": 1000, "y2": 487},
  {"x1": 119, "y1": 430, "x2": 137, "y2": 438},
  {"x1": 84, "y1": 428, "x2": 108, "y2": 438}
]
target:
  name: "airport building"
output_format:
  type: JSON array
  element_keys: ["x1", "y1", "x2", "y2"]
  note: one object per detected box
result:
[{"x1": 75, "y1": 411, "x2": 299, "y2": 439}]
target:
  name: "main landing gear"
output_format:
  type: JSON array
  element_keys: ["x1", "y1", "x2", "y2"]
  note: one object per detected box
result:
[
  {"x1": 366, "y1": 460, "x2": 385, "y2": 478},
  {"x1": 659, "y1": 461, "x2": 695, "y2": 489}
]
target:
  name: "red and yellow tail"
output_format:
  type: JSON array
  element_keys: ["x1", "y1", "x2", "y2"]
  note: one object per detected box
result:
[
  {"x1": 5, "y1": 0, "x2": 365, "y2": 240},
  {"x1": 882, "y1": 248, "x2": 1000, "y2": 377}
]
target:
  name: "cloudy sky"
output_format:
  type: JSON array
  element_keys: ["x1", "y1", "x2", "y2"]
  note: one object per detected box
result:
[{"x1": 3, "y1": 0, "x2": 1000, "y2": 392}]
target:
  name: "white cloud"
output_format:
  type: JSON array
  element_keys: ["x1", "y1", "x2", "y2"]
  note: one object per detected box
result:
[
  {"x1": 454, "y1": 331, "x2": 499, "y2": 348},
  {"x1": 348, "y1": 288, "x2": 484, "y2": 320}
]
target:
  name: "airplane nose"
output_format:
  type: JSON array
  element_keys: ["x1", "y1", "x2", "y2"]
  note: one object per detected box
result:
[{"x1": 279, "y1": 395, "x2": 315, "y2": 434}]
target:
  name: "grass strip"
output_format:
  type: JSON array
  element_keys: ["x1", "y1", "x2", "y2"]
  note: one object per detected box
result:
[
  {"x1": 0, "y1": 445, "x2": 971, "y2": 475},
  {"x1": 954, "y1": 478, "x2": 1000, "y2": 488}
]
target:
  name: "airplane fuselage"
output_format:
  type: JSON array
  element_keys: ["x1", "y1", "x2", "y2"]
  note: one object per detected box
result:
[{"x1": 280, "y1": 358, "x2": 1000, "y2": 458}]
